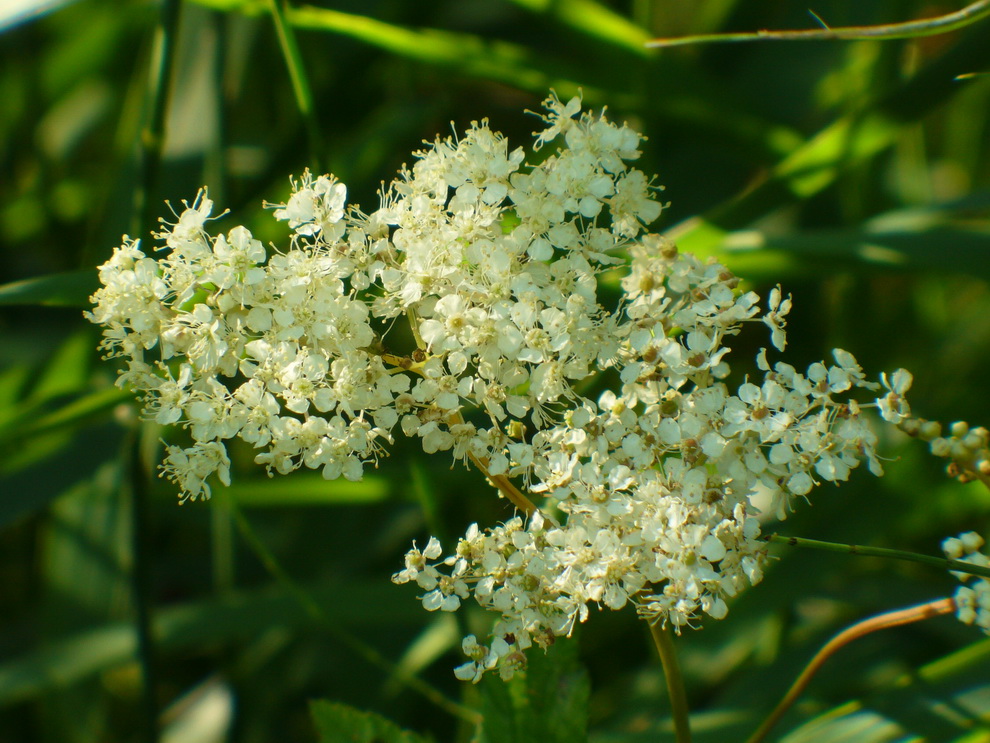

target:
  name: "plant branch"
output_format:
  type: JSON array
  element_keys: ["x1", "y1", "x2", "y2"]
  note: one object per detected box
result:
[
  {"x1": 647, "y1": 0, "x2": 990, "y2": 48},
  {"x1": 766, "y1": 533, "x2": 990, "y2": 580},
  {"x1": 648, "y1": 621, "x2": 692, "y2": 743},
  {"x1": 744, "y1": 598, "x2": 955, "y2": 743}
]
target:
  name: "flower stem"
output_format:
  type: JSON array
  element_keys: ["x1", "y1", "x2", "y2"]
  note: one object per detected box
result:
[
  {"x1": 766, "y1": 533, "x2": 990, "y2": 580},
  {"x1": 467, "y1": 451, "x2": 539, "y2": 515},
  {"x1": 744, "y1": 598, "x2": 955, "y2": 743},
  {"x1": 648, "y1": 621, "x2": 692, "y2": 743}
]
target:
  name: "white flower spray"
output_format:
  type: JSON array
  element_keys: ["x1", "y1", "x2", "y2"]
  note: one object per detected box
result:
[{"x1": 88, "y1": 92, "x2": 917, "y2": 681}]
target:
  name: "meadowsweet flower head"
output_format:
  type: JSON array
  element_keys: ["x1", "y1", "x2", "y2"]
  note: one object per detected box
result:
[{"x1": 88, "y1": 92, "x2": 911, "y2": 680}]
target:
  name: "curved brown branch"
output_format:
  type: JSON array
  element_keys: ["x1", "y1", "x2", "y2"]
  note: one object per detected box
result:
[{"x1": 745, "y1": 598, "x2": 956, "y2": 743}]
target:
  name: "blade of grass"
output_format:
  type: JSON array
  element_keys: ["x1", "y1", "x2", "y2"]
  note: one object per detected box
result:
[
  {"x1": 716, "y1": 224, "x2": 990, "y2": 280},
  {"x1": 0, "y1": 270, "x2": 100, "y2": 307},
  {"x1": 266, "y1": 0, "x2": 323, "y2": 170},
  {"x1": 0, "y1": 386, "x2": 132, "y2": 447},
  {"x1": 506, "y1": 0, "x2": 652, "y2": 56}
]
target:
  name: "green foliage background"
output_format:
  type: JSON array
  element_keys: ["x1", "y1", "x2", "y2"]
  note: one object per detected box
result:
[{"x1": 2, "y1": 0, "x2": 990, "y2": 741}]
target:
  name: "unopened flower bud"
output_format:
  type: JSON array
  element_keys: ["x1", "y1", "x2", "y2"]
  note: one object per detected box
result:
[{"x1": 951, "y1": 421, "x2": 970, "y2": 438}]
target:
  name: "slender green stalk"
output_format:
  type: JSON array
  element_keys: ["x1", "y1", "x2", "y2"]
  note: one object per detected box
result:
[
  {"x1": 647, "y1": 0, "x2": 990, "y2": 48},
  {"x1": 125, "y1": 3, "x2": 184, "y2": 739},
  {"x1": 127, "y1": 428, "x2": 159, "y2": 743},
  {"x1": 744, "y1": 598, "x2": 955, "y2": 743},
  {"x1": 211, "y1": 490, "x2": 235, "y2": 594},
  {"x1": 648, "y1": 621, "x2": 691, "y2": 743},
  {"x1": 267, "y1": 0, "x2": 324, "y2": 170},
  {"x1": 134, "y1": 0, "x2": 183, "y2": 236},
  {"x1": 228, "y1": 500, "x2": 482, "y2": 726},
  {"x1": 766, "y1": 533, "x2": 990, "y2": 580}
]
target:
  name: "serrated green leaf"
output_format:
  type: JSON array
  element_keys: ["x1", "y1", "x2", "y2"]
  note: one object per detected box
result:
[{"x1": 310, "y1": 699, "x2": 434, "y2": 743}]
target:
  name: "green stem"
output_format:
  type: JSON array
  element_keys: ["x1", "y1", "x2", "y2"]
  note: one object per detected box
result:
[
  {"x1": 228, "y1": 500, "x2": 481, "y2": 726},
  {"x1": 766, "y1": 533, "x2": 990, "y2": 581},
  {"x1": 211, "y1": 489, "x2": 235, "y2": 594},
  {"x1": 267, "y1": 0, "x2": 324, "y2": 171},
  {"x1": 648, "y1": 621, "x2": 692, "y2": 743},
  {"x1": 406, "y1": 308, "x2": 425, "y2": 350},
  {"x1": 134, "y1": 0, "x2": 182, "y2": 236},
  {"x1": 646, "y1": 0, "x2": 990, "y2": 48},
  {"x1": 127, "y1": 428, "x2": 159, "y2": 743},
  {"x1": 125, "y1": 1, "x2": 184, "y2": 737}
]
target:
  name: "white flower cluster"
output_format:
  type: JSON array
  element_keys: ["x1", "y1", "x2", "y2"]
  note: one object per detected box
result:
[
  {"x1": 88, "y1": 93, "x2": 910, "y2": 681},
  {"x1": 943, "y1": 532, "x2": 990, "y2": 633}
]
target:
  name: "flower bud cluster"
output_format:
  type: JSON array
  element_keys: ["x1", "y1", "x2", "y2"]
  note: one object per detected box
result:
[
  {"x1": 943, "y1": 532, "x2": 990, "y2": 633},
  {"x1": 901, "y1": 417, "x2": 990, "y2": 484},
  {"x1": 88, "y1": 93, "x2": 911, "y2": 681}
]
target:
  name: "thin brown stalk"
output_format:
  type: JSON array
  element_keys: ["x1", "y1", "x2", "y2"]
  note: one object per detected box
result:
[{"x1": 745, "y1": 598, "x2": 956, "y2": 743}]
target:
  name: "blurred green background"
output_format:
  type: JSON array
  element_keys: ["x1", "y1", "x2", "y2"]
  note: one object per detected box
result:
[{"x1": 2, "y1": 1, "x2": 990, "y2": 741}]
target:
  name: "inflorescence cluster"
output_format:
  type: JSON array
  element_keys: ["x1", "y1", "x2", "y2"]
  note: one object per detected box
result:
[{"x1": 89, "y1": 93, "x2": 930, "y2": 681}]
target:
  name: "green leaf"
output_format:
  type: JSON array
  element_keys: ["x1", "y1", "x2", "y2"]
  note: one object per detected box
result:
[
  {"x1": 310, "y1": 699, "x2": 434, "y2": 743},
  {"x1": 0, "y1": 269, "x2": 99, "y2": 307},
  {"x1": 27, "y1": 330, "x2": 94, "y2": 403},
  {"x1": 0, "y1": 386, "x2": 131, "y2": 449},
  {"x1": 478, "y1": 639, "x2": 590, "y2": 743}
]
